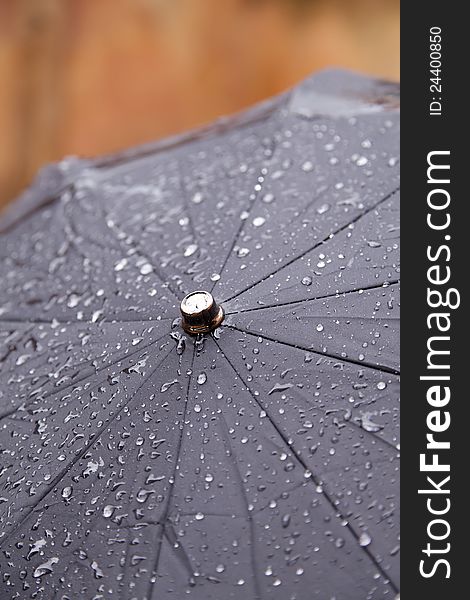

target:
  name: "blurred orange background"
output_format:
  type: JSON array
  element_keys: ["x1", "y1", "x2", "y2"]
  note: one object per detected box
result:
[{"x1": 0, "y1": 0, "x2": 399, "y2": 209}]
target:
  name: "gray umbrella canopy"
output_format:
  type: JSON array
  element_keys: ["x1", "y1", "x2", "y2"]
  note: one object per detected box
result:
[{"x1": 0, "y1": 70, "x2": 399, "y2": 599}]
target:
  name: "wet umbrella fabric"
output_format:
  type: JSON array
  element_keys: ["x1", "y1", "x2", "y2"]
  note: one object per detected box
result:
[{"x1": 0, "y1": 70, "x2": 399, "y2": 599}]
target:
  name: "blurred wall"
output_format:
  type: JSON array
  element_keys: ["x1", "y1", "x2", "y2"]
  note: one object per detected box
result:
[{"x1": 0, "y1": 0, "x2": 399, "y2": 208}]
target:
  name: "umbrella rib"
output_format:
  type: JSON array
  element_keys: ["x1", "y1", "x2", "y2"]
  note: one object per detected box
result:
[
  {"x1": 282, "y1": 183, "x2": 330, "y2": 229},
  {"x1": 224, "y1": 280, "x2": 400, "y2": 315},
  {"x1": 0, "y1": 184, "x2": 71, "y2": 235},
  {"x1": 0, "y1": 345, "x2": 174, "y2": 549},
  {"x1": 176, "y1": 160, "x2": 199, "y2": 246},
  {"x1": 0, "y1": 332, "x2": 169, "y2": 422},
  {"x1": 148, "y1": 343, "x2": 196, "y2": 599},
  {"x1": 175, "y1": 511, "x2": 244, "y2": 519},
  {"x1": 0, "y1": 332, "x2": 166, "y2": 395},
  {"x1": 293, "y1": 315, "x2": 400, "y2": 322},
  {"x1": 103, "y1": 217, "x2": 184, "y2": 301},
  {"x1": 221, "y1": 185, "x2": 400, "y2": 305},
  {"x1": 209, "y1": 138, "x2": 278, "y2": 295},
  {"x1": 251, "y1": 480, "x2": 307, "y2": 516},
  {"x1": 92, "y1": 520, "x2": 164, "y2": 533},
  {"x1": 215, "y1": 394, "x2": 263, "y2": 599},
  {"x1": 36, "y1": 333, "x2": 168, "y2": 402},
  {"x1": 318, "y1": 454, "x2": 398, "y2": 479},
  {"x1": 225, "y1": 262, "x2": 397, "y2": 308},
  {"x1": 164, "y1": 521, "x2": 199, "y2": 581},
  {"x1": 0, "y1": 316, "x2": 173, "y2": 326},
  {"x1": 214, "y1": 339, "x2": 399, "y2": 595},
  {"x1": 66, "y1": 186, "x2": 186, "y2": 303},
  {"x1": 347, "y1": 417, "x2": 399, "y2": 453},
  {"x1": 225, "y1": 324, "x2": 400, "y2": 376}
]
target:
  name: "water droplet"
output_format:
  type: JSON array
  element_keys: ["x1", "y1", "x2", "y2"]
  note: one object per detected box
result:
[
  {"x1": 114, "y1": 258, "x2": 127, "y2": 271},
  {"x1": 268, "y1": 382, "x2": 293, "y2": 395},
  {"x1": 301, "y1": 276, "x2": 312, "y2": 286},
  {"x1": 61, "y1": 486, "x2": 72, "y2": 500},
  {"x1": 302, "y1": 160, "x2": 314, "y2": 172},
  {"x1": 184, "y1": 244, "x2": 198, "y2": 258},
  {"x1": 161, "y1": 379, "x2": 178, "y2": 393},
  {"x1": 377, "y1": 381, "x2": 387, "y2": 390},
  {"x1": 316, "y1": 203, "x2": 330, "y2": 215},
  {"x1": 360, "y1": 412, "x2": 384, "y2": 433},
  {"x1": 83, "y1": 458, "x2": 103, "y2": 476},
  {"x1": 170, "y1": 331, "x2": 186, "y2": 355},
  {"x1": 237, "y1": 247, "x2": 250, "y2": 258},
  {"x1": 197, "y1": 372, "x2": 207, "y2": 385},
  {"x1": 91, "y1": 310, "x2": 103, "y2": 323},
  {"x1": 103, "y1": 505, "x2": 115, "y2": 518},
  {"x1": 316, "y1": 323, "x2": 324, "y2": 332},
  {"x1": 91, "y1": 560, "x2": 104, "y2": 579},
  {"x1": 67, "y1": 293, "x2": 80, "y2": 308},
  {"x1": 359, "y1": 532, "x2": 372, "y2": 547},
  {"x1": 33, "y1": 557, "x2": 59, "y2": 578},
  {"x1": 252, "y1": 216, "x2": 266, "y2": 227},
  {"x1": 27, "y1": 538, "x2": 47, "y2": 560},
  {"x1": 140, "y1": 263, "x2": 153, "y2": 275}
]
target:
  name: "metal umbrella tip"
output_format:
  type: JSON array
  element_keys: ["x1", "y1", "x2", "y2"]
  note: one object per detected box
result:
[{"x1": 180, "y1": 290, "x2": 224, "y2": 335}]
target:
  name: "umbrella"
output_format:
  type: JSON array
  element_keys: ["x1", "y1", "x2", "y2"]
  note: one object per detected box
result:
[{"x1": 0, "y1": 69, "x2": 400, "y2": 599}]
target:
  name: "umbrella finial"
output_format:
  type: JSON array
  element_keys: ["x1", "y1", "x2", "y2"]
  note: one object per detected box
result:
[{"x1": 180, "y1": 291, "x2": 224, "y2": 335}]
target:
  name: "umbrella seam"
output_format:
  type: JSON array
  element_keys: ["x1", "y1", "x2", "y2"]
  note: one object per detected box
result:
[
  {"x1": 215, "y1": 390, "x2": 263, "y2": 600},
  {"x1": 221, "y1": 185, "x2": 400, "y2": 306},
  {"x1": 0, "y1": 333, "x2": 163, "y2": 391},
  {"x1": 0, "y1": 187, "x2": 70, "y2": 235},
  {"x1": 209, "y1": 137, "x2": 279, "y2": 296},
  {"x1": 102, "y1": 209, "x2": 184, "y2": 301},
  {"x1": 317, "y1": 454, "x2": 399, "y2": 480},
  {"x1": 176, "y1": 160, "x2": 199, "y2": 248},
  {"x1": 225, "y1": 324, "x2": 400, "y2": 376},
  {"x1": 0, "y1": 343, "x2": 175, "y2": 549},
  {"x1": 0, "y1": 316, "x2": 174, "y2": 326},
  {"x1": 147, "y1": 343, "x2": 196, "y2": 599},
  {"x1": 347, "y1": 415, "x2": 400, "y2": 453},
  {"x1": 214, "y1": 338, "x2": 399, "y2": 594},
  {"x1": 283, "y1": 183, "x2": 331, "y2": 229},
  {"x1": 224, "y1": 279, "x2": 400, "y2": 315},
  {"x1": 0, "y1": 331, "x2": 170, "y2": 422}
]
